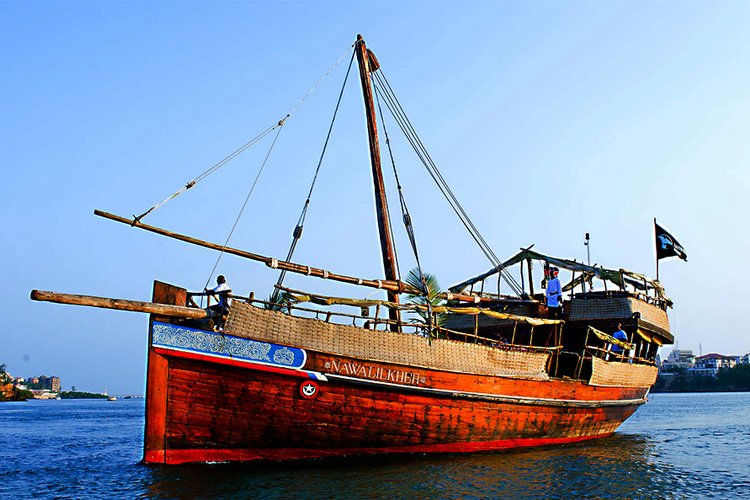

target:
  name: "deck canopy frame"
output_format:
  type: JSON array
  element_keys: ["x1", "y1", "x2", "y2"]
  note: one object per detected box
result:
[{"x1": 449, "y1": 248, "x2": 672, "y2": 308}]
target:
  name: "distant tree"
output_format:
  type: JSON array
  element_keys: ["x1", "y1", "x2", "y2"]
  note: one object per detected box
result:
[
  {"x1": 652, "y1": 375, "x2": 667, "y2": 392},
  {"x1": 60, "y1": 390, "x2": 107, "y2": 399},
  {"x1": 653, "y1": 363, "x2": 750, "y2": 393},
  {"x1": 12, "y1": 387, "x2": 34, "y2": 401},
  {"x1": 718, "y1": 364, "x2": 750, "y2": 391}
]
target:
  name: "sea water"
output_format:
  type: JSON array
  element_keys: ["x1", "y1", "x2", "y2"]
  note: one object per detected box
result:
[{"x1": 0, "y1": 392, "x2": 748, "y2": 498}]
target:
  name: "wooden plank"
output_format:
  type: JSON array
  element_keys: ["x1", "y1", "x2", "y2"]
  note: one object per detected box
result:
[{"x1": 143, "y1": 281, "x2": 185, "y2": 463}]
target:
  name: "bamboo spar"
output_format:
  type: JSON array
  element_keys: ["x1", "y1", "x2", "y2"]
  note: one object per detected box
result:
[
  {"x1": 30, "y1": 290, "x2": 209, "y2": 319},
  {"x1": 94, "y1": 209, "x2": 416, "y2": 295},
  {"x1": 93, "y1": 210, "x2": 527, "y2": 305}
]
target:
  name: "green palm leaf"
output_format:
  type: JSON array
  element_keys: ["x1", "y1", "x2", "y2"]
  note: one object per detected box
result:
[{"x1": 404, "y1": 267, "x2": 446, "y2": 333}]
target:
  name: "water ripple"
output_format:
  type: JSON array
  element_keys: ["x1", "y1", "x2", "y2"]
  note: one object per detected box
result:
[{"x1": 1, "y1": 393, "x2": 749, "y2": 498}]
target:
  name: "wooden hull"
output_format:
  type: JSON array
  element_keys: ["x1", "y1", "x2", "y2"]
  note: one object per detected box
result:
[
  {"x1": 143, "y1": 282, "x2": 650, "y2": 465},
  {"x1": 144, "y1": 347, "x2": 643, "y2": 464}
]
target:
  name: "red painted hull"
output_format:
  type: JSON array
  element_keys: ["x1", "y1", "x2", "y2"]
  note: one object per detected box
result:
[
  {"x1": 143, "y1": 283, "x2": 649, "y2": 465},
  {"x1": 144, "y1": 350, "x2": 642, "y2": 464},
  {"x1": 155, "y1": 434, "x2": 609, "y2": 465}
]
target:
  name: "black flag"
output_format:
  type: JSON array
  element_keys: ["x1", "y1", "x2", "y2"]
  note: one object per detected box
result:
[{"x1": 655, "y1": 221, "x2": 687, "y2": 261}]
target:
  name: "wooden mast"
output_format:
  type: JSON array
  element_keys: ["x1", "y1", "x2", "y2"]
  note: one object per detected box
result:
[{"x1": 355, "y1": 34, "x2": 401, "y2": 331}]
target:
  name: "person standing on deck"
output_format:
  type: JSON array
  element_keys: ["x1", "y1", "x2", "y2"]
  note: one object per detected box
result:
[
  {"x1": 205, "y1": 275, "x2": 232, "y2": 319},
  {"x1": 545, "y1": 267, "x2": 562, "y2": 319},
  {"x1": 611, "y1": 323, "x2": 628, "y2": 356}
]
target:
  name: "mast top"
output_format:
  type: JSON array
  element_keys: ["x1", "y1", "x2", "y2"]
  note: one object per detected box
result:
[{"x1": 355, "y1": 35, "x2": 380, "y2": 72}]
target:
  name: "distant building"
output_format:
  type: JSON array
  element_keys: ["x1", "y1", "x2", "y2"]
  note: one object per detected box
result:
[
  {"x1": 49, "y1": 377, "x2": 61, "y2": 392},
  {"x1": 740, "y1": 353, "x2": 750, "y2": 365},
  {"x1": 31, "y1": 390, "x2": 58, "y2": 400},
  {"x1": 38, "y1": 376, "x2": 61, "y2": 392},
  {"x1": 689, "y1": 353, "x2": 738, "y2": 377},
  {"x1": 660, "y1": 349, "x2": 695, "y2": 372},
  {"x1": 22, "y1": 375, "x2": 61, "y2": 392}
]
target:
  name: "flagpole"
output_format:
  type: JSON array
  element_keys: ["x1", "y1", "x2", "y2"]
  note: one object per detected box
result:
[{"x1": 654, "y1": 217, "x2": 659, "y2": 281}]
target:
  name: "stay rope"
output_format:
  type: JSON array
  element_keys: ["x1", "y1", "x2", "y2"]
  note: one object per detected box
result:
[
  {"x1": 373, "y1": 77, "x2": 432, "y2": 332},
  {"x1": 203, "y1": 124, "x2": 285, "y2": 293},
  {"x1": 370, "y1": 69, "x2": 523, "y2": 297},
  {"x1": 132, "y1": 45, "x2": 354, "y2": 225},
  {"x1": 275, "y1": 50, "x2": 357, "y2": 288},
  {"x1": 373, "y1": 80, "x2": 423, "y2": 295}
]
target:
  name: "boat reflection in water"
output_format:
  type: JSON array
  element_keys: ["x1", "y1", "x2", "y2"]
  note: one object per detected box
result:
[{"x1": 143, "y1": 433, "x2": 669, "y2": 498}]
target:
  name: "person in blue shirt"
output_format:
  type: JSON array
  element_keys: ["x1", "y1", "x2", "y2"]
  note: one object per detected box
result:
[
  {"x1": 545, "y1": 267, "x2": 562, "y2": 319},
  {"x1": 611, "y1": 323, "x2": 628, "y2": 355}
]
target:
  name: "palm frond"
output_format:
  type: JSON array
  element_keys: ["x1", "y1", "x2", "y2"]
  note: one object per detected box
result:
[
  {"x1": 403, "y1": 267, "x2": 447, "y2": 332},
  {"x1": 265, "y1": 288, "x2": 291, "y2": 312}
]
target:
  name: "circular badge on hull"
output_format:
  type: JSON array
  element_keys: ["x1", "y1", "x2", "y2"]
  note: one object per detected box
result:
[{"x1": 299, "y1": 380, "x2": 319, "y2": 399}]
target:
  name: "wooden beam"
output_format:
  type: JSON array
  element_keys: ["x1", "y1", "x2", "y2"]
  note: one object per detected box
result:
[
  {"x1": 30, "y1": 289, "x2": 208, "y2": 319},
  {"x1": 92, "y1": 210, "x2": 535, "y2": 306},
  {"x1": 94, "y1": 209, "x2": 416, "y2": 295},
  {"x1": 527, "y1": 259, "x2": 534, "y2": 297}
]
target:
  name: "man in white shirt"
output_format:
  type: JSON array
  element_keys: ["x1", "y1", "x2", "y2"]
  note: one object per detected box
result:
[
  {"x1": 545, "y1": 267, "x2": 562, "y2": 319},
  {"x1": 205, "y1": 275, "x2": 232, "y2": 318}
]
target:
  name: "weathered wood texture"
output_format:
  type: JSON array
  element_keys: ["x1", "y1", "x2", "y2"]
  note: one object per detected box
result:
[
  {"x1": 163, "y1": 356, "x2": 639, "y2": 458},
  {"x1": 30, "y1": 289, "x2": 206, "y2": 319},
  {"x1": 143, "y1": 281, "x2": 185, "y2": 463},
  {"x1": 304, "y1": 352, "x2": 647, "y2": 402}
]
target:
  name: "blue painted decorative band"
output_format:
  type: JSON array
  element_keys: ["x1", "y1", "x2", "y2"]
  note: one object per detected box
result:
[{"x1": 151, "y1": 321, "x2": 307, "y2": 370}]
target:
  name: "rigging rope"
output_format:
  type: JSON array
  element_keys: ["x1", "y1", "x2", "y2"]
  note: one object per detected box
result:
[
  {"x1": 284, "y1": 46, "x2": 354, "y2": 120},
  {"x1": 373, "y1": 81, "x2": 423, "y2": 294},
  {"x1": 276, "y1": 50, "x2": 357, "y2": 288},
  {"x1": 370, "y1": 68, "x2": 524, "y2": 296},
  {"x1": 132, "y1": 45, "x2": 354, "y2": 225},
  {"x1": 374, "y1": 77, "x2": 432, "y2": 331},
  {"x1": 132, "y1": 123, "x2": 280, "y2": 224},
  {"x1": 203, "y1": 124, "x2": 285, "y2": 292}
]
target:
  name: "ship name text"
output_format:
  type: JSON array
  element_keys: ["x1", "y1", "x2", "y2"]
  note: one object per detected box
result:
[{"x1": 323, "y1": 359, "x2": 427, "y2": 386}]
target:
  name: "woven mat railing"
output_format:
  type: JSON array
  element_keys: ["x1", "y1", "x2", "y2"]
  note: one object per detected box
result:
[{"x1": 224, "y1": 301, "x2": 553, "y2": 380}]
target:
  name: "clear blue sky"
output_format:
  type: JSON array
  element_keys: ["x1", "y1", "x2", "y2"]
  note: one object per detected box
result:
[{"x1": 2, "y1": 1, "x2": 748, "y2": 394}]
